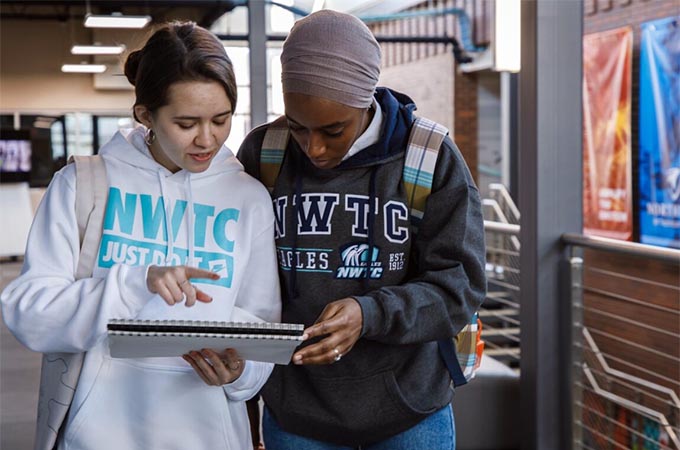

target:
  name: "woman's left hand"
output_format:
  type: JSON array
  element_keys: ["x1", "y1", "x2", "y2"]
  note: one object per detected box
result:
[
  {"x1": 292, "y1": 297, "x2": 363, "y2": 365},
  {"x1": 183, "y1": 348, "x2": 244, "y2": 385}
]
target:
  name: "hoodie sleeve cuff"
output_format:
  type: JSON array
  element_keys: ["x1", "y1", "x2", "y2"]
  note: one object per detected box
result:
[
  {"x1": 117, "y1": 265, "x2": 156, "y2": 315},
  {"x1": 353, "y1": 295, "x2": 383, "y2": 338}
]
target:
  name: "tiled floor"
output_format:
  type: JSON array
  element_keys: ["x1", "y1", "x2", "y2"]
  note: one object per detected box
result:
[{"x1": 1, "y1": 261, "x2": 41, "y2": 450}]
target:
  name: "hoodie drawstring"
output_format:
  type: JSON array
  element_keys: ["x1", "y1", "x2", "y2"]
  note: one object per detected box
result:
[
  {"x1": 365, "y1": 166, "x2": 378, "y2": 289},
  {"x1": 157, "y1": 170, "x2": 174, "y2": 265},
  {"x1": 185, "y1": 174, "x2": 196, "y2": 267},
  {"x1": 289, "y1": 159, "x2": 304, "y2": 300}
]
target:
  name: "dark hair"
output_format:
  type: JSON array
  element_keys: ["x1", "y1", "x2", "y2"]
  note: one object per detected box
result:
[{"x1": 124, "y1": 21, "x2": 237, "y2": 121}]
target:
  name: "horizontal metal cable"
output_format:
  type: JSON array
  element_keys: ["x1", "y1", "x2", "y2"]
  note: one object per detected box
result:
[
  {"x1": 574, "y1": 384, "x2": 680, "y2": 449},
  {"x1": 578, "y1": 366, "x2": 680, "y2": 410},
  {"x1": 574, "y1": 399, "x2": 668, "y2": 448},
  {"x1": 582, "y1": 286, "x2": 680, "y2": 315},
  {"x1": 584, "y1": 266, "x2": 680, "y2": 291},
  {"x1": 481, "y1": 326, "x2": 521, "y2": 339},
  {"x1": 482, "y1": 295, "x2": 520, "y2": 309},
  {"x1": 580, "y1": 325, "x2": 680, "y2": 361},
  {"x1": 577, "y1": 305, "x2": 680, "y2": 339},
  {"x1": 573, "y1": 344, "x2": 680, "y2": 387},
  {"x1": 481, "y1": 314, "x2": 520, "y2": 326},
  {"x1": 487, "y1": 278, "x2": 520, "y2": 291},
  {"x1": 483, "y1": 347, "x2": 520, "y2": 358},
  {"x1": 574, "y1": 421, "x2": 637, "y2": 450},
  {"x1": 485, "y1": 247, "x2": 520, "y2": 257},
  {"x1": 478, "y1": 308, "x2": 519, "y2": 317}
]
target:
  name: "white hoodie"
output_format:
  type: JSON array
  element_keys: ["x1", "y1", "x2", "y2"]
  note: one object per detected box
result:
[{"x1": 1, "y1": 127, "x2": 281, "y2": 450}]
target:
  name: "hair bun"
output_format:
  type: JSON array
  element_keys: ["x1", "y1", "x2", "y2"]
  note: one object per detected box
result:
[{"x1": 124, "y1": 49, "x2": 143, "y2": 86}]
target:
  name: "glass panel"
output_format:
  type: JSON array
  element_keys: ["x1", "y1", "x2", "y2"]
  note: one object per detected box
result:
[
  {"x1": 64, "y1": 113, "x2": 93, "y2": 157},
  {"x1": 50, "y1": 120, "x2": 65, "y2": 160},
  {"x1": 211, "y1": 6, "x2": 248, "y2": 35},
  {"x1": 267, "y1": 1, "x2": 295, "y2": 35},
  {"x1": 97, "y1": 116, "x2": 134, "y2": 147},
  {"x1": 226, "y1": 113, "x2": 251, "y2": 154},
  {"x1": 226, "y1": 45, "x2": 250, "y2": 85}
]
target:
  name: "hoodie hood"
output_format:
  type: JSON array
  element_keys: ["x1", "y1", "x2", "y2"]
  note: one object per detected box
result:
[
  {"x1": 99, "y1": 126, "x2": 243, "y2": 182},
  {"x1": 337, "y1": 87, "x2": 416, "y2": 169}
]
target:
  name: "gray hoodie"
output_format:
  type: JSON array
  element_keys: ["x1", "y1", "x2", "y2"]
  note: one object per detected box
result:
[{"x1": 237, "y1": 88, "x2": 486, "y2": 446}]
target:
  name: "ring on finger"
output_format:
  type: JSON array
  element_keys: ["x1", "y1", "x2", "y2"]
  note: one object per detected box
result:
[
  {"x1": 224, "y1": 359, "x2": 241, "y2": 371},
  {"x1": 333, "y1": 347, "x2": 342, "y2": 362},
  {"x1": 179, "y1": 279, "x2": 189, "y2": 286}
]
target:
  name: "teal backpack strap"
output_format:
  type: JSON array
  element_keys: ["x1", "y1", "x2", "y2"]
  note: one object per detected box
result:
[
  {"x1": 402, "y1": 116, "x2": 449, "y2": 232},
  {"x1": 260, "y1": 116, "x2": 290, "y2": 193}
]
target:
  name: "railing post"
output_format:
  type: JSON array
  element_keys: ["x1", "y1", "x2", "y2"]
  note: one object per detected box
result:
[{"x1": 569, "y1": 248, "x2": 584, "y2": 449}]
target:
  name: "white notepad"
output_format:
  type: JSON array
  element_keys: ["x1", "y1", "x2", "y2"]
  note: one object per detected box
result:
[{"x1": 107, "y1": 319, "x2": 305, "y2": 365}]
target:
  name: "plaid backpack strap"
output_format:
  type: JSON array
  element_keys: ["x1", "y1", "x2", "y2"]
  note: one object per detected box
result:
[
  {"x1": 260, "y1": 116, "x2": 290, "y2": 193},
  {"x1": 402, "y1": 117, "x2": 480, "y2": 387},
  {"x1": 402, "y1": 116, "x2": 449, "y2": 233}
]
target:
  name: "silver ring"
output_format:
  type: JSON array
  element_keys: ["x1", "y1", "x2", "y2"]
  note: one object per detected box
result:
[
  {"x1": 333, "y1": 348, "x2": 342, "y2": 362},
  {"x1": 179, "y1": 279, "x2": 189, "y2": 286}
]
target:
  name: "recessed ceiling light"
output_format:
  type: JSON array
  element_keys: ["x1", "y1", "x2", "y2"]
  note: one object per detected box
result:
[
  {"x1": 71, "y1": 44, "x2": 126, "y2": 55},
  {"x1": 84, "y1": 13, "x2": 151, "y2": 29},
  {"x1": 61, "y1": 64, "x2": 107, "y2": 73}
]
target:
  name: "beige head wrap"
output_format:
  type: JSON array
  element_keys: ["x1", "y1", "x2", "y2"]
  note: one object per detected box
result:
[{"x1": 281, "y1": 10, "x2": 382, "y2": 109}]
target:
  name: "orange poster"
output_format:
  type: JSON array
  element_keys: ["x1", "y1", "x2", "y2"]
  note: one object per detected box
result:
[{"x1": 583, "y1": 27, "x2": 633, "y2": 240}]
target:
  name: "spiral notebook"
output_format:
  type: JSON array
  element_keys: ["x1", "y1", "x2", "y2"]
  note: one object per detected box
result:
[{"x1": 107, "y1": 319, "x2": 305, "y2": 365}]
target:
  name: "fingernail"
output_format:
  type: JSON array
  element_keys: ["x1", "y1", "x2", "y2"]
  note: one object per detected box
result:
[{"x1": 302, "y1": 333, "x2": 309, "y2": 340}]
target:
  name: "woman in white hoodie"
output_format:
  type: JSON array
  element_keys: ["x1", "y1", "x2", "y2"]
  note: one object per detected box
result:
[{"x1": 1, "y1": 22, "x2": 281, "y2": 450}]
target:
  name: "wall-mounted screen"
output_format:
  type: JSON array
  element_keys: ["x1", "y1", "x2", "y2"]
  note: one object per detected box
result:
[{"x1": 0, "y1": 130, "x2": 32, "y2": 183}]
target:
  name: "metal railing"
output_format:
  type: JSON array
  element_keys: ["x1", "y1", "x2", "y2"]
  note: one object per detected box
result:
[
  {"x1": 564, "y1": 233, "x2": 680, "y2": 450},
  {"x1": 482, "y1": 184, "x2": 521, "y2": 369}
]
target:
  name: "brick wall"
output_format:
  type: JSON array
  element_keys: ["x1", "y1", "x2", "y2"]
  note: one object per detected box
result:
[
  {"x1": 369, "y1": 0, "x2": 489, "y2": 182},
  {"x1": 378, "y1": 53, "x2": 455, "y2": 133}
]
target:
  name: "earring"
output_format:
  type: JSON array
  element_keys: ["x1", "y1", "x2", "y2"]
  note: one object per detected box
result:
[{"x1": 144, "y1": 128, "x2": 156, "y2": 145}]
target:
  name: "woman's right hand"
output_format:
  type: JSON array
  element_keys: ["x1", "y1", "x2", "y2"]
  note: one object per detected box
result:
[{"x1": 146, "y1": 265, "x2": 220, "y2": 307}]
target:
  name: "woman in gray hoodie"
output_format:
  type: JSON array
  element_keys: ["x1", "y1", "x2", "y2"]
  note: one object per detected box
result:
[{"x1": 237, "y1": 10, "x2": 486, "y2": 450}]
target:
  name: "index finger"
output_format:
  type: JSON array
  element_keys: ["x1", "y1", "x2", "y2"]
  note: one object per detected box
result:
[
  {"x1": 304, "y1": 315, "x2": 344, "y2": 340},
  {"x1": 184, "y1": 266, "x2": 221, "y2": 280}
]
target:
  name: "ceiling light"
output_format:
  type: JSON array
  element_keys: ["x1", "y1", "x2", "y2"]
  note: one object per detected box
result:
[
  {"x1": 71, "y1": 44, "x2": 126, "y2": 55},
  {"x1": 61, "y1": 64, "x2": 107, "y2": 73},
  {"x1": 84, "y1": 13, "x2": 151, "y2": 29}
]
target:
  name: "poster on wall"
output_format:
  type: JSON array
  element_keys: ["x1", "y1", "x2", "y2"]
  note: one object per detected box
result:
[
  {"x1": 582, "y1": 27, "x2": 633, "y2": 240},
  {"x1": 639, "y1": 16, "x2": 680, "y2": 249}
]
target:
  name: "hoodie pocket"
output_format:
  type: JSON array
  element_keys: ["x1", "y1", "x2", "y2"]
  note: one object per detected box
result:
[
  {"x1": 64, "y1": 358, "x2": 232, "y2": 450},
  {"x1": 276, "y1": 370, "x2": 437, "y2": 444}
]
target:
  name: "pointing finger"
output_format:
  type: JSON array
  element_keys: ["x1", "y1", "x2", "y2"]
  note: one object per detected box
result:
[{"x1": 184, "y1": 267, "x2": 221, "y2": 281}]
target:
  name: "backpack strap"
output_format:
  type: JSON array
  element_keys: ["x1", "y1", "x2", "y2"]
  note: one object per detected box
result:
[
  {"x1": 260, "y1": 116, "x2": 290, "y2": 193},
  {"x1": 402, "y1": 116, "x2": 449, "y2": 232},
  {"x1": 402, "y1": 118, "x2": 472, "y2": 387},
  {"x1": 69, "y1": 155, "x2": 108, "y2": 280},
  {"x1": 36, "y1": 155, "x2": 109, "y2": 450}
]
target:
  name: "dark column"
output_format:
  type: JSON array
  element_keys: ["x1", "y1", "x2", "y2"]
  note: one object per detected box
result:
[{"x1": 518, "y1": 1, "x2": 583, "y2": 449}]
